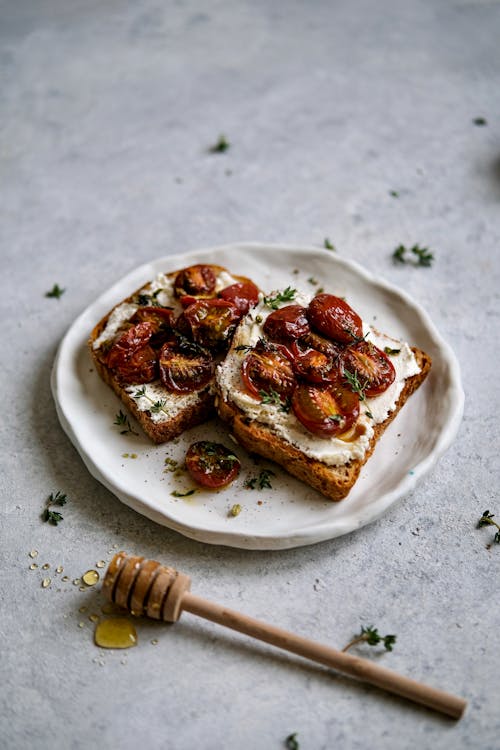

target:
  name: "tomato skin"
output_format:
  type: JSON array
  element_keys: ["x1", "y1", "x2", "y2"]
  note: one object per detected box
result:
[
  {"x1": 343, "y1": 341, "x2": 396, "y2": 397},
  {"x1": 107, "y1": 322, "x2": 157, "y2": 383},
  {"x1": 241, "y1": 345, "x2": 296, "y2": 401},
  {"x1": 263, "y1": 305, "x2": 310, "y2": 344},
  {"x1": 307, "y1": 294, "x2": 363, "y2": 344},
  {"x1": 295, "y1": 330, "x2": 344, "y2": 361},
  {"x1": 174, "y1": 264, "x2": 217, "y2": 298},
  {"x1": 177, "y1": 299, "x2": 240, "y2": 351},
  {"x1": 218, "y1": 281, "x2": 260, "y2": 315},
  {"x1": 185, "y1": 441, "x2": 241, "y2": 489},
  {"x1": 131, "y1": 306, "x2": 174, "y2": 348},
  {"x1": 158, "y1": 340, "x2": 214, "y2": 393},
  {"x1": 292, "y1": 347, "x2": 343, "y2": 384},
  {"x1": 292, "y1": 383, "x2": 360, "y2": 438}
]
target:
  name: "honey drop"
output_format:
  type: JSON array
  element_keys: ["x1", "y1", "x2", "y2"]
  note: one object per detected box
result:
[
  {"x1": 94, "y1": 618, "x2": 138, "y2": 649},
  {"x1": 82, "y1": 570, "x2": 100, "y2": 586}
]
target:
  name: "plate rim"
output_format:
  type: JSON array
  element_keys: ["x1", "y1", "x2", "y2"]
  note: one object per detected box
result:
[{"x1": 51, "y1": 242, "x2": 464, "y2": 549}]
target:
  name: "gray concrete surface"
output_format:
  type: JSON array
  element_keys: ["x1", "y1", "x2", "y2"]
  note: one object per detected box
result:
[{"x1": 1, "y1": 1, "x2": 499, "y2": 748}]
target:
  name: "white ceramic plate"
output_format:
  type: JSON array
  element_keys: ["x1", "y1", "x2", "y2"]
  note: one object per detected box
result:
[{"x1": 52, "y1": 243, "x2": 464, "y2": 550}]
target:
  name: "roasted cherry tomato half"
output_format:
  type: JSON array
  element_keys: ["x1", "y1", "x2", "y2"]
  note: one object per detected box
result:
[
  {"x1": 296, "y1": 330, "x2": 344, "y2": 361},
  {"x1": 241, "y1": 344, "x2": 296, "y2": 402},
  {"x1": 292, "y1": 382, "x2": 360, "y2": 438},
  {"x1": 307, "y1": 293, "x2": 363, "y2": 344},
  {"x1": 130, "y1": 306, "x2": 174, "y2": 347},
  {"x1": 158, "y1": 340, "x2": 214, "y2": 393},
  {"x1": 107, "y1": 322, "x2": 157, "y2": 383},
  {"x1": 292, "y1": 347, "x2": 342, "y2": 384},
  {"x1": 177, "y1": 299, "x2": 240, "y2": 351},
  {"x1": 342, "y1": 340, "x2": 396, "y2": 397},
  {"x1": 263, "y1": 304, "x2": 310, "y2": 344},
  {"x1": 185, "y1": 441, "x2": 241, "y2": 489},
  {"x1": 218, "y1": 280, "x2": 260, "y2": 315},
  {"x1": 173, "y1": 264, "x2": 217, "y2": 298}
]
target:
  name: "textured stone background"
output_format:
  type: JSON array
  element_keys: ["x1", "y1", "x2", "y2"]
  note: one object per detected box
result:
[{"x1": 1, "y1": 1, "x2": 499, "y2": 748}]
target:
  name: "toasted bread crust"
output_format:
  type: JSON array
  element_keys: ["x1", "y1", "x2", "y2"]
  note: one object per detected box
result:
[
  {"x1": 89, "y1": 265, "x2": 252, "y2": 443},
  {"x1": 217, "y1": 348, "x2": 432, "y2": 501}
]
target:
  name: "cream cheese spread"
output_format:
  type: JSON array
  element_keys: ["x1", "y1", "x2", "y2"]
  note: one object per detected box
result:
[{"x1": 216, "y1": 291, "x2": 421, "y2": 466}]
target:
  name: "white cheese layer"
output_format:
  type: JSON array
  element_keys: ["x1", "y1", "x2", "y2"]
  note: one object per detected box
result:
[
  {"x1": 124, "y1": 381, "x2": 202, "y2": 424},
  {"x1": 216, "y1": 293, "x2": 421, "y2": 466}
]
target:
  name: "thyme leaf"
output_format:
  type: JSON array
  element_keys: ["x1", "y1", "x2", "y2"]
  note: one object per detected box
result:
[
  {"x1": 323, "y1": 238, "x2": 335, "y2": 251},
  {"x1": 45, "y1": 283, "x2": 65, "y2": 299},
  {"x1": 171, "y1": 489, "x2": 196, "y2": 498},
  {"x1": 245, "y1": 469, "x2": 276, "y2": 490},
  {"x1": 42, "y1": 509, "x2": 64, "y2": 526},
  {"x1": 392, "y1": 244, "x2": 434, "y2": 267},
  {"x1": 113, "y1": 410, "x2": 139, "y2": 436},
  {"x1": 477, "y1": 510, "x2": 500, "y2": 544},
  {"x1": 343, "y1": 625, "x2": 396, "y2": 653},
  {"x1": 209, "y1": 134, "x2": 230, "y2": 153},
  {"x1": 263, "y1": 287, "x2": 297, "y2": 310}
]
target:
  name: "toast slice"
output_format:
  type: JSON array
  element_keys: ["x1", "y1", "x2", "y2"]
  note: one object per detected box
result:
[
  {"x1": 89, "y1": 264, "x2": 258, "y2": 443},
  {"x1": 215, "y1": 293, "x2": 432, "y2": 501}
]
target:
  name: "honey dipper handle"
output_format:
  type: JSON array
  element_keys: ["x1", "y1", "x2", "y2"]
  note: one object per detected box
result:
[{"x1": 181, "y1": 592, "x2": 466, "y2": 720}]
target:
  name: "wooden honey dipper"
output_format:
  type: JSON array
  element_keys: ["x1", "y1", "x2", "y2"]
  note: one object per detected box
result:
[{"x1": 103, "y1": 553, "x2": 466, "y2": 719}]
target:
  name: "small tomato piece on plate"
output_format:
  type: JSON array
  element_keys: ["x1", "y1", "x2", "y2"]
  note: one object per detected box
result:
[
  {"x1": 263, "y1": 304, "x2": 310, "y2": 344},
  {"x1": 158, "y1": 340, "x2": 214, "y2": 393},
  {"x1": 107, "y1": 322, "x2": 157, "y2": 383},
  {"x1": 185, "y1": 441, "x2": 241, "y2": 489},
  {"x1": 218, "y1": 280, "x2": 260, "y2": 315},
  {"x1": 173, "y1": 264, "x2": 217, "y2": 298},
  {"x1": 307, "y1": 293, "x2": 363, "y2": 344},
  {"x1": 343, "y1": 341, "x2": 396, "y2": 397},
  {"x1": 241, "y1": 344, "x2": 296, "y2": 402},
  {"x1": 292, "y1": 382, "x2": 360, "y2": 438},
  {"x1": 177, "y1": 299, "x2": 241, "y2": 351}
]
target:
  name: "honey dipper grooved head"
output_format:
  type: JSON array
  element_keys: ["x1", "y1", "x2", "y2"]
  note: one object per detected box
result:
[{"x1": 103, "y1": 552, "x2": 191, "y2": 622}]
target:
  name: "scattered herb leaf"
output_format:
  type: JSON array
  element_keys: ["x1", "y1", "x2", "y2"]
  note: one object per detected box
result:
[
  {"x1": 307, "y1": 277, "x2": 318, "y2": 285},
  {"x1": 473, "y1": 117, "x2": 487, "y2": 126},
  {"x1": 229, "y1": 504, "x2": 242, "y2": 517},
  {"x1": 113, "y1": 410, "x2": 139, "y2": 436},
  {"x1": 42, "y1": 509, "x2": 64, "y2": 526},
  {"x1": 392, "y1": 244, "x2": 434, "y2": 267},
  {"x1": 477, "y1": 510, "x2": 500, "y2": 544},
  {"x1": 245, "y1": 469, "x2": 276, "y2": 490},
  {"x1": 324, "y1": 238, "x2": 336, "y2": 251},
  {"x1": 45, "y1": 283, "x2": 65, "y2": 299},
  {"x1": 209, "y1": 134, "x2": 230, "y2": 153},
  {"x1": 263, "y1": 287, "x2": 297, "y2": 309},
  {"x1": 171, "y1": 489, "x2": 196, "y2": 498},
  {"x1": 48, "y1": 490, "x2": 67, "y2": 507},
  {"x1": 384, "y1": 346, "x2": 401, "y2": 356},
  {"x1": 389, "y1": 190, "x2": 399, "y2": 198},
  {"x1": 285, "y1": 733, "x2": 300, "y2": 750},
  {"x1": 343, "y1": 625, "x2": 397, "y2": 653}
]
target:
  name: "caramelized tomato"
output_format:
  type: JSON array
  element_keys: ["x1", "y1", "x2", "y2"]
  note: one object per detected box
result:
[
  {"x1": 241, "y1": 344, "x2": 296, "y2": 401},
  {"x1": 343, "y1": 341, "x2": 395, "y2": 397},
  {"x1": 158, "y1": 340, "x2": 214, "y2": 393},
  {"x1": 263, "y1": 305, "x2": 310, "y2": 344},
  {"x1": 177, "y1": 299, "x2": 240, "y2": 351},
  {"x1": 107, "y1": 322, "x2": 157, "y2": 384},
  {"x1": 218, "y1": 280, "x2": 260, "y2": 315},
  {"x1": 292, "y1": 383, "x2": 360, "y2": 438},
  {"x1": 131, "y1": 306, "x2": 174, "y2": 347},
  {"x1": 173, "y1": 264, "x2": 217, "y2": 298},
  {"x1": 307, "y1": 293, "x2": 363, "y2": 344},
  {"x1": 292, "y1": 347, "x2": 342, "y2": 384},
  {"x1": 185, "y1": 441, "x2": 241, "y2": 489}
]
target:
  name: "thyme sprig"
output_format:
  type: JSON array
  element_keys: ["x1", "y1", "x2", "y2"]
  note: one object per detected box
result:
[
  {"x1": 285, "y1": 733, "x2": 300, "y2": 750},
  {"x1": 393, "y1": 244, "x2": 434, "y2": 267},
  {"x1": 113, "y1": 410, "x2": 139, "y2": 436},
  {"x1": 263, "y1": 287, "x2": 297, "y2": 309},
  {"x1": 41, "y1": 491, "x2": 68, "y2": 525},
  {"x1": 343, "y1": 369, "x2": 373, "y2": 419},
  {"x1": 343, "y1": 626, "x2": 397, "y2": 653},
  {"x1": 132, "y1": 386, "x2": 170, "y2": 417},
  {"x1": 477, "y1": 510, "x2": 500, "y2": 544},
  {"x1": 259, "y1": 388, "x2": 290, "y2": 412}
]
